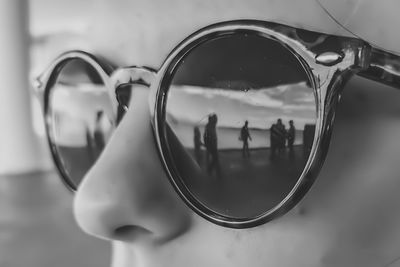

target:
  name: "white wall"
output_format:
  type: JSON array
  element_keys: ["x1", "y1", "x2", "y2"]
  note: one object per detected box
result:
[{"x1": 0, "y1": 0, "x2": 51, "y2": 174}]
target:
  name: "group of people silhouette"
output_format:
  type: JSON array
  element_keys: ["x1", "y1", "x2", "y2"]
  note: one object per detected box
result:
[
  {"x1": 270, "y1": 118, "x2": 296, "y2": 160},
  {"x1": 193, "y1": 113, "x2": 299, "y2": 178},
  {"x1": 240, "y1": 118, "x2": 296, "y2": 160}
]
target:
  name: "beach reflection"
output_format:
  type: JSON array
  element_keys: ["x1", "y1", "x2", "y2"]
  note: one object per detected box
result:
[
  {"x1": 165, "y1": 33, "x2": 317, "y2": 218},
  {"x1": 166, "y1": 84, "x2": 316, "y2": 218},
  {"x1": 48, "y1": 59, "x2": 114, "y2": 187}
]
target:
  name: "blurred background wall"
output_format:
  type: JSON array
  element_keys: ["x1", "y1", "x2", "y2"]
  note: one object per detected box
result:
[
  {"x1": 0, "y1": 0, "x2": 49, "y2": 174},
  {"x1": 0, "y1": 1, "x2": 110, "y2": 267}
]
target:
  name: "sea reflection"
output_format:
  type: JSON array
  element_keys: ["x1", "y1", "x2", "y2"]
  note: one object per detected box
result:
[{"x1": 166, "y1": 82, "x2": 316, "y2": 218}]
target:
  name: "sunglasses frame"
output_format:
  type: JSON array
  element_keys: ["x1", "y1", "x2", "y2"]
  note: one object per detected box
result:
[{"x1": 34, "y1": 20, "x2": 399, "y2": 228}]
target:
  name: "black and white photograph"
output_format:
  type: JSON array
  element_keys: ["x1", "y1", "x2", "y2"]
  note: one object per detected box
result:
[{"x1": 1, "y1": 1, "x2": 400, "y2": 266}]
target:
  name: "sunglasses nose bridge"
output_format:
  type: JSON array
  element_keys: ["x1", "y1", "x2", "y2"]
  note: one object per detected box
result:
[
  {"x1": 110, "y1": 67, "x2": 157, "y2": 112},
  {"x1": 110, "y1": 66, "x2": 157, "y2": 90},
  {"x1": 110, "y1": 67, "x2": 157, "y2": 118}
]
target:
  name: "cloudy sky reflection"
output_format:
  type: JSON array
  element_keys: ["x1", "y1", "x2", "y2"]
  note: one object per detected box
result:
[{"x1": 167, "y1": 81, "x2": 316, "y2": 130}]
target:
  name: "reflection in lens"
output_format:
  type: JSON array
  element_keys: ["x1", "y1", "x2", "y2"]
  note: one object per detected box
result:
[
  {"x1": 115, "y1": 85, "x2": 132, "y2": 124},
  {"x1": 165, "y1": 33, "x2": 316, "y2": 218},
  {"x1": 48, "y1": 59, "x2": 114, "y2": 188}
]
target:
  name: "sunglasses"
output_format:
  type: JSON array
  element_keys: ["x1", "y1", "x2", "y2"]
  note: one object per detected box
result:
[{"x1": 33, "y1": 20, "x2": 400, "y2": 228}]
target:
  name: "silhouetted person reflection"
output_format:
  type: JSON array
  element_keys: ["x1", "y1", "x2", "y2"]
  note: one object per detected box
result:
[
  {"x1": 85, "y1": 124, "x2": 95, "y2": 162},
  {"x1": 240, "y1": 120, "x2": 252, "y2": 158},
  {"x1": 270, "y1": 118, "x2": 287, "y2": 160},
  {"x1": 203, "y1": 114, "x2": 221, "y2": 177},
  {"x1": 193, "y1": 126, "x2": 203, "y2": 164},
  {"x1": 287, "y1": 120, "x2": 296, "y2": 159},
  {"x1": 93, "y1": 110, "x2": 106, "y2": 159}
]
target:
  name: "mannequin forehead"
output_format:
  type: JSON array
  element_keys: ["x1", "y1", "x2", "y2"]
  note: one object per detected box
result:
[
  {"x1": 318, "y1": 0, "x2": 400, "y2": 54},
  {"x1": 87, "y1": 0, "x2": 351, "y2": 67},
  {"x1": 33, "y1": 0, "x2": 399, "y2": 69}
]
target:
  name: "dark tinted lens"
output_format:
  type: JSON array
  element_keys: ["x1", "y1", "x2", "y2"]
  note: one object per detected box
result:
[
  {"x1": 47, "y1": 59, "x2": 114, "y2": 188},
  {"x1": 165, "y1": 33, "x2": 316, "y2": 218}
]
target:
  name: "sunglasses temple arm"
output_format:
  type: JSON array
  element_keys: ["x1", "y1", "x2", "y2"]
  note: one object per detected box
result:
[{"x1": 356, "y1": 47, "x2": 400, "y2": 90}]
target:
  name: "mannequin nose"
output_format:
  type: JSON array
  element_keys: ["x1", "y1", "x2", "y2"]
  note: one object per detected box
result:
[{"x1": 73, "y1": 88, "x2": 191, "y2": 242}]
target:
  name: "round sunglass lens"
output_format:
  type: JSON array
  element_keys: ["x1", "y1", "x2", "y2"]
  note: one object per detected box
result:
[
  {"x1": 164, "y1": 33, "x2": 317, "y2": 219},
  {"x1": 47, "y1": 59, "x2": 114, "y2": 189}
]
